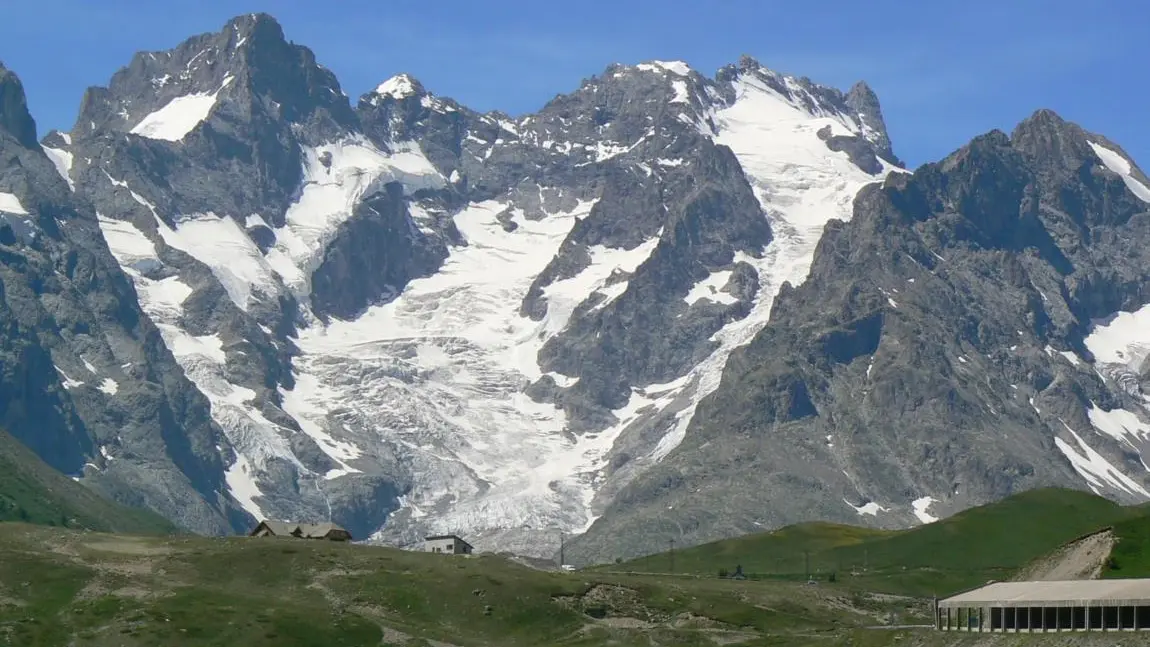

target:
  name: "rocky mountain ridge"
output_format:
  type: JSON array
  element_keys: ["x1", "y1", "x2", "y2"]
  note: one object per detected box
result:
[{"x1": 1, "y1": 13, "x2": 1148, "y2": 563}]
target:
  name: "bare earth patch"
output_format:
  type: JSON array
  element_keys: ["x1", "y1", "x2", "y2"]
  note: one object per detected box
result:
[
  {"x1": 1013, "y1": 529, "x2": 1114, "y2": 582},
  {"x1": 81, "y1": 537, "x2": 174, "y2": 556}
]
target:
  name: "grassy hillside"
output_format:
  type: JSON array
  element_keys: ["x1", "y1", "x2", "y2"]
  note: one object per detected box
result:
[
  {"x1": 5, "y1": 520, "x2": 1150, "y2": 647},
  {"x1": 612, "y1": 488, "x2": 1140, "y2": 597},
  {"x1": 0, "y1": 522, "x2": 937, "y2": 647},
  {"x1": 1102, "y1": 513, "x2": 1150, "y2": 578},
  {"x1": 607, "y1": 522, "x2": 893, "y2": 577},
  {"x1": 0, "y1": 429, "x2": 175, "y2": 535}
]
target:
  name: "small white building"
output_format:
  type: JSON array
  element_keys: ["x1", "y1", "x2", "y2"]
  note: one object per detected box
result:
[{"x1": 425, "y1": 534, "x2": 474, "y2": 555}]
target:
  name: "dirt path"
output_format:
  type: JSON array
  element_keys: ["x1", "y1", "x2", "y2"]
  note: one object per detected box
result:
[{"x1": 1013, "y1": 529, "x2": 1114, "y2": 581}]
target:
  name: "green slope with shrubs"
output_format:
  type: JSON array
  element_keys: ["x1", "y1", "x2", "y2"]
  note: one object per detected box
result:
[
  {"x1": 0, "y1": 428, "x2": 176, "y2": 535},
  {"x1": 612, "y1": 488, "x2": 1143, "y2": 596}
]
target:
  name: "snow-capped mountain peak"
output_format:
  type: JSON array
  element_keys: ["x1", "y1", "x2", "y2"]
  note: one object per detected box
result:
[
  {"x1": 371, "y1": 73, "x2": 425, "y2": 103},
  {"x1": 633, "y1": 60, "x2": 694, "y2": 76},
  {"x1": 73, "y1": 12, "x2": 355, "y2": 145}
]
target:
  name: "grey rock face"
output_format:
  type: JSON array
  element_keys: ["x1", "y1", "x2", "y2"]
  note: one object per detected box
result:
[
  {"x1": 0, "y1": 64, "x2": 39, "y2": 149},
  {"x1": 571, "y1": 109, "x2": 1150, "y2": 564},
  {"x1": 532, "y1": 140, "x2": 771, "y2": 415},
  {"x1": 310, "y1": 182, "x2": 450, "y2": 320},
  {"x1": 0, "y1": 66, "x2": 242, "y2": 534}
]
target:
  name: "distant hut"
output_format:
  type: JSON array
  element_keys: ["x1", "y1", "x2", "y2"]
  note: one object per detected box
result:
[{"x1": 424, "y1": 534, "x2": 474, "y2": 555}]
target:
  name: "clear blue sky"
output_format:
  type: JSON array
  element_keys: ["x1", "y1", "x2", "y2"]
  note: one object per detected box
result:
[{"x1": 0, "y1": 0, "x2": 1144, "y2": 168}]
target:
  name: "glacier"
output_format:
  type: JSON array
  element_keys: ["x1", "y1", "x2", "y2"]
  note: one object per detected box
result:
[{"x1": 84, "y1": 51, "x2": 905, "y2": 554}]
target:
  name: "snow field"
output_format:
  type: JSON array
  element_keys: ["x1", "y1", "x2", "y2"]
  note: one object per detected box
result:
[{"x1": 130, "y1": 75, "x2": 235, "y2": 142}]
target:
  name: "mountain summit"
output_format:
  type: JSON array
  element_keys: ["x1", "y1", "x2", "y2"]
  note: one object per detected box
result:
[{"x1": 0, "y1": 63, "x2": 39, "y2": 148}]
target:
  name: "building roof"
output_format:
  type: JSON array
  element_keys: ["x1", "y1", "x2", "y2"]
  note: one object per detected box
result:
[
  {"x1": 940, "y1": 579, "x2": 1150, "y2": 608},
  {"x1": 253, "y1": 520, "x2": 350, "y2": 539},
  {"x1": 425, "y1": 534, "x2": 472, "y2": 545},
  {"x1": 257, "y1": 520, "x2": 301, "y2": 536},
  {"x1": 298, "y1": 522, "x2": 348, "y2": 538}
]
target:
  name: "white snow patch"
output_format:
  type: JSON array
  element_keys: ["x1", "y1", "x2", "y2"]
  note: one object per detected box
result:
[
  {"x1": 1087, "y1": 403, "x2": 1150, "y2": 451},
  {"x1": 670, "y1": 80, "x2": 690, "y2": 104},
  {"x1": 130, "y1": 75, "x2": 234, "y2": 142},
  {"x1": 683, "y1": 270, "x2": 737, "y2": 306},
  {"x1": 156, "y1": 212, "x2": 279, "y2": 312},
  {"x1": 42, "y1": 146, "x2": 75, "y2": 190},
  {"x1": 55, "y1": 366, "x2": 84, "y2": 389},
  {"x1": 244, "y1": 213, "x2": 269, "y2": 229},
  {"x1": 1088, "y1": 141, "x2": 1150, "y2": 203},
  {"x1": 545, "y1": 372, "x2": 579, "y2": 388},
  {"x1": 0, "y1": 192, "x2": 28, "y2": 215},
  {"x1": 543, "y1": 235, "x2": 661, "y2": 327},
  {"x1": 225, "y1": 452, "x2": 265, "y2": 520},
  {"x1": 97, "y1": 378, "x2": 119, "y2": 396},
  {"x1": 167, "y1": 333, "x2": 226, "y2": 364},
  {"x1": 847, "y1": 500, "x2": 886, "y2": 517},
  {"x1": 1057, "y1": 421, "x2": 1150, "y2": 498},
  {"x1": 96, "y1": 213, "x2": 192, "y2": 312},
  {"x1": 1084, "y1": 304, "x2": 1150, "y2": 371},
  {"x1": 912, "y1": 496, "x2": 939, "y2": 524},
  {"x1": 636, "y1": 60, "x2": 692, "y2": 76},
  {"x1": 588, "y1": 139, "x2": 645, "y2": 163}
]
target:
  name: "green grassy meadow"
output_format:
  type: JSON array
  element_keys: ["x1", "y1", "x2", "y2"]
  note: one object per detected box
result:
[{"x1": 612, "y1": 488, "x2": 1149, "y2": 597}]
